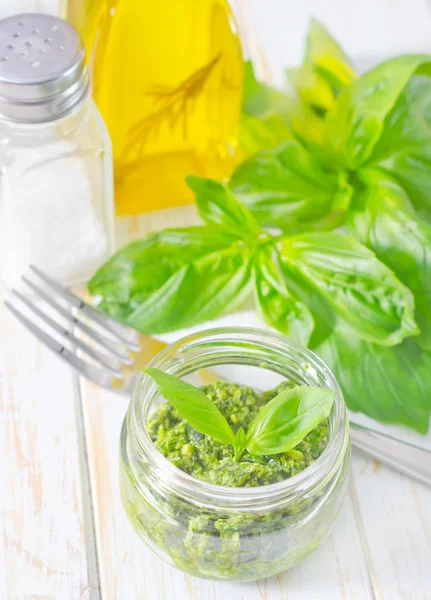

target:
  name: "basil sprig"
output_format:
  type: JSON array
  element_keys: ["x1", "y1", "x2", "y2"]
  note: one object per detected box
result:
[
  {"x1": 143, "y1": 368, "x2": 235, "y2": 446},
  {"x1": 143, "y1": 368, "x2": 335, "y2": 459}
]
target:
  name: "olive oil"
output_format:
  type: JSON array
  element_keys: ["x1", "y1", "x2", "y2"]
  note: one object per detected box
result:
[{"x1": 65, "y1": 0, "x2": 243, "y2": 215}]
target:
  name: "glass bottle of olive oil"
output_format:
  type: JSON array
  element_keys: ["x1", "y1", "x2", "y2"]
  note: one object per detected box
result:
[{"x1": 64, "y1": 0, "x2": 243, "y2": 215}]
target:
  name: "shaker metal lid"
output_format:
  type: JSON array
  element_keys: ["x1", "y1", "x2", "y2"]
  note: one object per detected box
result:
[{"x1": 0, "y1": 13, "x2": 89, "y2": 123}]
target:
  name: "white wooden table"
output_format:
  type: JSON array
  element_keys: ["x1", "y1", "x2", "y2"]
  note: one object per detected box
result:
[{"x1": 1, "y1": 1, "x2": 431, "y2": 599}]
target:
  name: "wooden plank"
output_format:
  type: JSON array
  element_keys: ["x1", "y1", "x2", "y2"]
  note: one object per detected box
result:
[
  {"x1": 0, "y1": 306, "x2": 98, "y2": 599},
  {"x1": 278, "y1": 475, "x2": 373, "y2": 600},
  {"x1": 349, "y1": 451, "x2": 431, "y2": 599}
]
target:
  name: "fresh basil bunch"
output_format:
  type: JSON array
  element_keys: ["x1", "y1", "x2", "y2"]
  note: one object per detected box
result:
[
  {"x1": 143, "y1": 368, "x2": 335, "y2": 460},
  {"x1": 89, "y1": 175, "x2": 415, "y2": 347},
  {"x1": 89, "y1": 20, "x2": 431, "y2": 433},
  {"x1": 231, "y1": 23, "x2": 431, "y2": 433},
  {"x1": 89, "y1": 174, "x2": 419, "y2": 428}
]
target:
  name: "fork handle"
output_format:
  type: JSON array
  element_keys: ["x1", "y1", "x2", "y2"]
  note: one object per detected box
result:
[{"x1": 350, "y1": 425, "x2": 431, "y2": 487}]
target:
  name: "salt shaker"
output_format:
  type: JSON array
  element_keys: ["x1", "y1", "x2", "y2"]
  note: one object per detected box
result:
[{"x1": 0, "y1": 13, "x2": 115, "y2": 290}]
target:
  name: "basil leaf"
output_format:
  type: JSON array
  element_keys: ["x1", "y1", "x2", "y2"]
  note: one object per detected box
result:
[
  {"x1": 254, "y1": 246, "x2": 314, "y2": 346},
  {"x1": 325, "y1": 55, "x2": 431, "y2": 169},
  {"x1": 234, "y1": 427, "x2": 246, "y2": 461},
  {"x1": 240, "y1": 56, "x2": 335, "y2": 157},
  {"x1": 239, "y1": 113, "x2": 293, "y2": 155},
  {"x1": 245, "y1": 385, "x2": 335, "y2": 455},
  {"x1": 127, "y1": 245, "x2": 252, "y2": 333},
  {"x1": 304, "y1": 18, "x2": 355, "y2": 91},
  {"x1": 350, "y1": 174, "x2": 431, "y2": 351},
  {"x1": 143, "y1": 368, "x2": 235, "y2": 445},
  {"x1": 88, "y1": 227, "x2": 234, "y2": 304},
  {"x1": 278, "y1": 232, "x2": 418, "y2": 346},
  {"x1": 274, "y1": 249, "x2": 335, "y2": 348},
  {"x1": 286, "y1": 66, "x2": 334, "y2": 113},
  {"x1": 242, "y1": 60, "x2": 289, "y2": 119},
  {"x1": 240, "y1": 59, "x2": 330, "y2": 156},
  {"x1": 88, "y1": 227, "x2": 252, "y2": 333},
  {"x1": 288, "y1": 101, "x2": 327, "y2": 152},
  {"x1": 230, "y1": 141, "x2": 352, "y2": 232},
  {"x1": 365, "y1": 74, "x2": 431, "y2": 214},
  {"x1": 316, "y1": 331, "x2": 431, "y2": 434},
  {"x1": 186, "y1": 176, "x2": 261, "y2": 238}
]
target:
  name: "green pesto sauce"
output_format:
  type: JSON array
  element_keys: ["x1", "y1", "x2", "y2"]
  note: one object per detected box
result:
[{"x1": 147, "y1": 381, "x2": 329, "y2": 487}]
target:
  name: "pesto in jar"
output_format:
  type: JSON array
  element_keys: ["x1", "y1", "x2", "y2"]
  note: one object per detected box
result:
[{"x1": 147, "y1": 381, "x2": 329, "y2": 487}]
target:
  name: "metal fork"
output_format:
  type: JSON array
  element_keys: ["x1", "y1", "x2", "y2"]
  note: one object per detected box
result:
[
  {"x1": 5, "y1": 266, "x2": 431, "y2": 487},
  {"x1": 5, "y1": 265, "x2": 167, "y2": 395}
]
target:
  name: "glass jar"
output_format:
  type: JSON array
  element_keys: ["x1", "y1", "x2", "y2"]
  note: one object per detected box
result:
[
  {"x1": 0, "y1": 13, "x2": 115, "y2": 290},
  {"x1": 120, "y1": 327, "x2": 350, "y2": 581}
]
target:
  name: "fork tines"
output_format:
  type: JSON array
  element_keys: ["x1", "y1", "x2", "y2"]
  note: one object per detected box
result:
[{"x1": 5, "y1": 265, "x2": 141, "y2": 393}]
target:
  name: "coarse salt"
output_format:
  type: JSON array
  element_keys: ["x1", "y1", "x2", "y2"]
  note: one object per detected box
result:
[{"x1": 1, "y1": 140, "x2": 109, "y2": 290}]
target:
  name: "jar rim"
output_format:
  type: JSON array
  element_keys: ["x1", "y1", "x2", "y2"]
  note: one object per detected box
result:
[{"x1": 127, "y1": 326, "x2": 349, "y2": 511}]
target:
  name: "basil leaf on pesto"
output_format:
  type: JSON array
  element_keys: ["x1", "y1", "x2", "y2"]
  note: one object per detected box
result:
[
  {"x1": 143, "y1": 368, "x2": 236, "y2": 446},
  {"x1": 245, "y1": 385, "x2": 335, "y2": 456},
  {"x1": 147, "y1": 380, "x2": 331, "y2": 489},
  {"x1": 144, "y1": 369, "x2": 333, "y2": 459}
]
